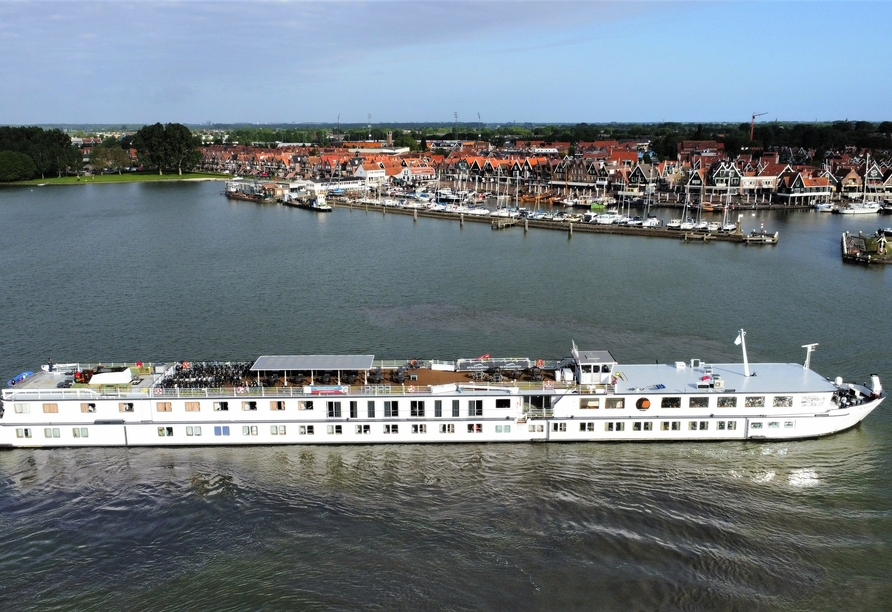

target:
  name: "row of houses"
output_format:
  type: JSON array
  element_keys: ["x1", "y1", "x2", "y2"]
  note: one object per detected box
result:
[{"x1": 195, "y1": 139, "x2": 892, "y2": 204}]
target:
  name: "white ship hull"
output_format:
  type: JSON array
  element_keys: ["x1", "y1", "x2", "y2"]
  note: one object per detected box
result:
[{"x1": 2, "y1": 347, "x2": 884, "y2": 448}]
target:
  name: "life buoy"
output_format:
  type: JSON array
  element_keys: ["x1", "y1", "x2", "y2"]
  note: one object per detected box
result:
[
  {"x1": 636, "y1": 398, "x2": 650, "y2": 410},
  {"x1": 182, "y1": 361, "x2": 191, "y2": 369},
  {"x1": 236, "y1": 387, "x2": 246, "y2": 394},
  {"x1": 408, "y1": 385, "x2": 416, "y2": 393},
  {"x1": 154, "y1": 387, "x2": 162, "y2": 395},
  {"x1": 535, "y1": 359, "x2": 545, "y2": 368}
]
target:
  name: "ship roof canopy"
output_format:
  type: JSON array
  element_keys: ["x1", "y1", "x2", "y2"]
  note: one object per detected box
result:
[{"x1": 251, "y1": 355, "x2": 375, "y2": 372}]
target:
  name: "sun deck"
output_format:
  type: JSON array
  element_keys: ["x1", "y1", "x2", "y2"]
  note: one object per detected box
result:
[{"x1": 615, "y1": 362, "x2": 836, "y2": 395}]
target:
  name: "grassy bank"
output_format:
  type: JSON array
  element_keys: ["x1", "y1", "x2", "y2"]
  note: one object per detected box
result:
[{"x1": 11, "y1": 172, "x2": 229, "y2": 186}]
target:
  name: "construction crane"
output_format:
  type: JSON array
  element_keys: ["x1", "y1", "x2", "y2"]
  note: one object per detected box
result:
[{"x1": 750, "y1": 112, "x2": 767, "y2": 141}]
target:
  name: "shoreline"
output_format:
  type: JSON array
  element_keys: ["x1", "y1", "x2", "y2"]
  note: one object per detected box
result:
[{"x1": 2, "y1": 175, "x2": 229, "y2": 187}]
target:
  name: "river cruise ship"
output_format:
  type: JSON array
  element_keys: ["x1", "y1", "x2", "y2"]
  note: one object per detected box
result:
[{"x1": 1, "y1": 336, "x2": 883, "y2": 448}]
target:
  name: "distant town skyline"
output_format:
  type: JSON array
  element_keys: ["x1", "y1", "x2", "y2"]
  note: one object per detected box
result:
[{"x1": 2, "y1": 1, "x2": 890, "y2": 126}]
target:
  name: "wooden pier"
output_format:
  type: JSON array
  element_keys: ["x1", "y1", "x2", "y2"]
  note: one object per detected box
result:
[{"x1": 333, "y1": 200, "x2": 761, "y2": 244}]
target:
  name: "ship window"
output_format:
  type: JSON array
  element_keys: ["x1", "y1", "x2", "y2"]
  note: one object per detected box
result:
[
  {"x1": 751, "y1": 422, "x2": 763, "y2": 429},
  {"x1": 306, "y1": 425, "x2": 314, "y2": 434},
  {"x1": 411, "y1": 401, "x2": 425, "y2": 417},
  {"x1": 186, "y1": 426, "x2": 197, "y2": 436},
  {"x1": 270, "y1": 401, "x2": 285, "y2": 411},
  {"x1": 356, "y1": 424, "x2": 371, "y2": 434},
  {"x1": 661, "y1": 422, "x2": 670, "y2": 431},
  {"x1": 349, "y1": 401, "x2": 358, "y2": 419},
  {"x1": 633, "y1": 422, "x2": 641, "y2": 431},
  {"x1": 213, "y1": 401, "x2": 229, "y2": 412},
  {"x1": 552, "y1": 423, "x2": 566, "y2": 432},
  {"x1": 119, "y1": 402, "x2": 134, "y2": 413},
  {"x1": 605, "y1": 398, "x2": 624, "y2": 409},
  {"x1": 384, "y1": 424, "x2": 399, "y2": 434},
  {"x1": 671, "y1": 421, "x2": 680, "y2": 431},
  {"x1": 773, "y1": 396, "x2": 793, "y2": 408},
  {"x1": 580, "y1": 398, "x2": 600, "y2": 409},
  {"x1": 468, "y1": 400, "x2": 483, "y2": 417},
  {"x1": 412, "y1": 424, "x2": 427, "y2": 434},
  {"x1": 72, "y1": 427, "x2": 88, "y2": 438},
  {"x1": 784, "y1": 421, "x2": 794, "y2": 428},
  {"x1": 156, "y1": 402, "x2": 172, "y2": 412},
  {"x1": 467, "y1": 423, "x2": 482, "y2": 433},
  {"x1": 718, "y1": 421, "x2": 726, "y2": 430},
  {"x1": 327, "y1": 401, "x2": 342, "y2": 418},
  {"x1": 768, "y1": 421, "x2": 779, "y2": 428},
  {"x1": 605, "y1": 422, "x2": 614, "y2": 432},
  {"x1": 689, "y1": 422, "x2": 698, "y2": 431},
  {"x1": 644, "y1": 422, "x2": 653, "y2": 431},
  {"x1": 801, "y1": 395, "x2": 824, "y2": 407},
  {"x1": 81, "y1": 403, "x2": 96, "y2": 413},
  {"x1": 452, "y1": 400, "x2": 460, "y2": 417},
  {"x1": 745, "y1": 396, "x2": 765, "y2": 408},
  {"x1": 615, "y1": 422, "x2": 625, "y2": 432},
  {"x1": 213, "y1": 425, "x2": 231, "y2": 436},
  {"x1": 44, "y1": 428, "x2": 61, "y2": 438},
  {"x1": 700, "y1": 421, "x2": 708, "y2": 430},
  {"x1": 384, "y1": 401, "x2": 398, "y2": 417},
  {"x1": 689, "y1": 397, "x2": 709, "y2": 408},
  {"x1": 434, "y1": 400, "x2": 442, "y2": 417},
  {"x1": 660, "y1": 397, "x2": 681, "y2": 408},
  {"x1": 298, "y1": 400, "x2": 314, "y2": 410},
  {"x1": 43, "y1": 403, "x2": 59, "y2": 413},
  {"x1": 495, "y1": 399, "x2": 511, "y2": 408},
  {"x1": 717, "y1": 397, "x2": 737, "y2": 408},
  {"x1": 157, "y1": 427, "x2": 173, "y2": 437},
  {"x1": 14, "y1": 403, "x2": 29, "y2": 414},
  {"x1": 496, "y1": 425, "x2": 503, "y2": 433},
  {"x1": 185, "y1": 402, "x2": 200, "y2": 412},
  {"x1": 440, "y1": 424, "x2": 455, "y2": 433},
  {"x1": 327, "y1": 425, "x2": 343, "y2": 435},
  {"x1": 367, "y1": 400, "x2": 375, "y2": 418},
  {"x1": 16, "y1": 428, "x2": 31, "y2": 438}
]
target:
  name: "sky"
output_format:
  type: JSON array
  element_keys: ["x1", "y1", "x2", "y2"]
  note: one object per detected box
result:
[{"x1": 1, "y1": 0, "x2": 890, "y2": 125}]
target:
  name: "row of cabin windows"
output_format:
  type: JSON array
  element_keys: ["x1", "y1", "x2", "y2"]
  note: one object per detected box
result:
[
  {"x1": 22, "y1": 396, "x2": 812, "y2": 415},
  {"x1": 17, "y1": 427, "x2": 89, "y2": 439},
  {"x1": 12, "y1": 399, "x2": 514, "y2": 417},
  {"x1": 578, "y1": 395, "x2": 798, "y2": 410},
  {"x1": 751, "y1": 421, "x2": 795, "y2": 429},
  {"x1": 574, "y1": 421, "x2": 741, "y2": 432}
]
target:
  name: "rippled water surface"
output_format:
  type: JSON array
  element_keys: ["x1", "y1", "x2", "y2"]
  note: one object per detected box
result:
[{"x1": 0, "y1": 183, "x2": 891, "y2": 611}]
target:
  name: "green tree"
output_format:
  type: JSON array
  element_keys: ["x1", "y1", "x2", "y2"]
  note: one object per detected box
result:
[
  {"x1": 0, "y1": 150, "x2": 37, "y2": 181},
  {"x1": 133, "y1": 122, "x2": 200, "y2": 175},
  {"x1": 164, "y1": 123, "x2": 201, "y2": 175},
  {"x1": 133, "y1": 123, "x2": 168, "y2": 174}
]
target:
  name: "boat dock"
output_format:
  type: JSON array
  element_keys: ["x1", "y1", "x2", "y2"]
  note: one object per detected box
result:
[{"x1": 334, "y1": 200, "x2": 768, "y2": 244}]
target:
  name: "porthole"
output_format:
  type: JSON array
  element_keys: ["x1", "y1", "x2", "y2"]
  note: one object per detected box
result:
[{"x1": 636, "y1": 398, "x2": 651, "y2": 411}]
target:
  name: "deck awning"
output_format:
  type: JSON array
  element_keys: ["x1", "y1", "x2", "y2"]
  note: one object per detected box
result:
[{"x1": 251, "y1": 355, "x2": 375, "y2": 372}]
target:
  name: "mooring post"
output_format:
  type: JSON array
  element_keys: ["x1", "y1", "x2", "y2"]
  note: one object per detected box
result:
[
  {"x1": 524, "y1": 218, "x2": 528, "y2": 234},
  {"x1": 568, "y1": 223, "x2": 573, "y2": 238},
  {"x1": 414, "y1": 209, "x2": 418, "y2": 222},
  {"x1": 460, "y1": 213, "x2": 464, "y2": 227}
]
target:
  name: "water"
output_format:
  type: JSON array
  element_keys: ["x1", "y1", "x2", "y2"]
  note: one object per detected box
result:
[{"x1": 0, "y1": 183, "x2": 890, "y2": 610}]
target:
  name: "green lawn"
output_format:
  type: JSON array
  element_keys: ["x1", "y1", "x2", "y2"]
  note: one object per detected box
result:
[{"x1": 13, "y1": 172, "x2": 229, "y2": 186}]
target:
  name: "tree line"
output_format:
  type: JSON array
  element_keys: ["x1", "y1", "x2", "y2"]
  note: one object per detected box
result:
[{"x1": 0, "y1": 126, "x2": 81, "y2": 181}]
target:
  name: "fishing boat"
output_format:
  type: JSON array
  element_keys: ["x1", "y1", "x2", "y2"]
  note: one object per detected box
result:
[{"x1": 1, "y1": 334, "x2": 883, "y2": 448}]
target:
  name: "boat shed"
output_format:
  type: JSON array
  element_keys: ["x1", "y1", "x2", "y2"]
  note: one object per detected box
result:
[{"x1": 251, "y1": 355, "x2": 375, "y2": 386}]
